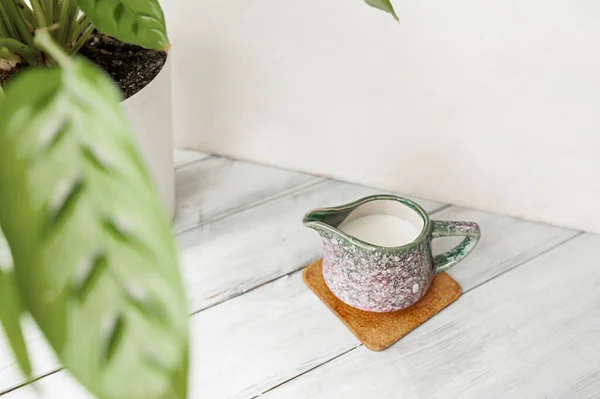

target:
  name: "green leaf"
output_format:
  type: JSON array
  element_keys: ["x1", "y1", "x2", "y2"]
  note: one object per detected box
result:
[
  {"x1": 0, "y1": 54, "x2": 188, "y2": 398},
  {"x1": 0, "y1": 267, "x2": 33, "y2": 378},
  {"x1": 365, "y1": 0, "x2": 399, "y2": 21},
  {"x1": 74, "y1": 0, "x2": 169, "y2": 50}
]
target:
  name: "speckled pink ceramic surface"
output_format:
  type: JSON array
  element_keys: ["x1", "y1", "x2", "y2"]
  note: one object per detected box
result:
[{"x1": 303, "y1": 195, "x2": 481, "y2": 312}]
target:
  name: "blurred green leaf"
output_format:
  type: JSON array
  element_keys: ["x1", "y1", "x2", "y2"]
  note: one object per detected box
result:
[
  {"x1": 0, "y1": 55, "x2": 188, "y2": 399},
  {"x1": 74, "y1": 0, "x2": 169, "y2": 50},
  {"x1": 365, "y1": 0, "x2": 399, "y2": 21},
  {"x1": 0, "y1": 267, "x2": 33, "y2": 378}
]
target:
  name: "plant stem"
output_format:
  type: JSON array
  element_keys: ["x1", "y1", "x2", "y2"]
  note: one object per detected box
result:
[
  {"x1": 44, "y1": 0, "x2": 54, "y2": 24},
  {"x1": 12, "y1": 0, "x2": 37, "y2": 29},
  {"x1": 34, "y1": 28, "x2": 72, "y2": 68},
  {"x1": 57, "y1": 0, "x2": 76, "y2": 48},
  {"x1": 0, "y1": 38, "x2": 40, "y2": 64},
  {"x1": 28, "y1": 0, "x2": 48, "y2": 28},
  {"x1": 0, "y1": 11, "x2": 10, "y2": 37},
  {"x1": 0, "y1": 84, "x2": 5, "y2": 101},
  {"x1": 0, "y1": 4, "x2": 20, "y2": 39},
  {"x1": 72, "y1": 14, "x2": 90, "y2": 41},
  {"x1": 0, "y1": 37, "x2": 28, "y2": 52},
  {"x1": 70, "y1": 22, "x2": 93, "y2": 55},
  {"x1": 2, "y1": 0, "x2": 36, "y2": 48}
]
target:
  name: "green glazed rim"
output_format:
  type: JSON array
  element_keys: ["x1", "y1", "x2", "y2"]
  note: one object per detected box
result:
[{"x1": 302, "y1": 194, "x2": 431, "y2": 253}]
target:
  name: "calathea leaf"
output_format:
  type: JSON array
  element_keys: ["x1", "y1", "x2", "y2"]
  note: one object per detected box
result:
[
  {"x1": 0, "y1": 54, "x2": 188, "y2": 398},
  {"x1": 0, "y1": 94, "x2": 31, "y2": 382},
  {"x1": 74, "y1": 0, "x2": 169, "y2": 50},
  {"x1": 365, "y1": 0, "x2": 399, "y2": 21},
  {"x1": 0, "y1": 267, "x2": 33, "y2": 378}
]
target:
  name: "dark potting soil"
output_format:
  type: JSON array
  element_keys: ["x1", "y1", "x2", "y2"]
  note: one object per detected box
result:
[
  {"x1": 0, "y1": 32, "x2": 167, "y2": 99},
  {"x1": 0, "y1": 63, "x2": 24, "y2": 86},
  {"x1": 79, "y1": 32, "x2": 167, "y2": 99}
]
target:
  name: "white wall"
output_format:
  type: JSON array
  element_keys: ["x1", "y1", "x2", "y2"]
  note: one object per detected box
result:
[{"x1": 163, "y1": 0, "x2": 600, "y2": 233}]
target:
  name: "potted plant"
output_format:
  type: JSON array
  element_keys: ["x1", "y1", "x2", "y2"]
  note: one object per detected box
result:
[
  {"x1": 0, "y1": 1, "x2": 398, "y2": 398},
  {"x1": 0, "y1": 0, "x2": 176, "y2": 215}
]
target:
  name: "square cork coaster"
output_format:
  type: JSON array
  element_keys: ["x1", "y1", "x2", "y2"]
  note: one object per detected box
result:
[{"x1": 303, "y1": 259, "x2": 462, "y2": 351}]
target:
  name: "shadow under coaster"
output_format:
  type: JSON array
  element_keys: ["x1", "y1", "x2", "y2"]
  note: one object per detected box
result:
[{"x1": 303, "y1": 259, "x2": 462, "y2": 351}]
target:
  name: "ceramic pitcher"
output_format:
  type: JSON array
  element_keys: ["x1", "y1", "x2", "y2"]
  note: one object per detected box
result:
[{"x1": 303, "y1": 195, "x2": 481, "y2": 312}]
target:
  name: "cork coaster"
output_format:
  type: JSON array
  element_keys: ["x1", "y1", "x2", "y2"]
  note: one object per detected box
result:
[{"x1": 303, "y1": 259, "x2": 462, "y2": 351}]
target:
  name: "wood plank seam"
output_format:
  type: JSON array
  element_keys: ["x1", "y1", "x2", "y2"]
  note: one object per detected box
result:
[
  {"x1": 173, "y1": 156, "x2": 321, "y2": 234},
  {"x1": 0, "y1": 369, "x2": 62, "y2": 397},
  {"x1": 175, "y1": 178, "x2": 328, "y2": 237},
  {"x1": 252, "y1": 344, "x2": 362, "y2": 399},
  {"x1": 189, "y1": 178, "x2": 328, "y2": 232},
  {"x1": 465, "y1": 231, "x2": 584, "y2": 292},
  {"x1": 174, "y1": 155, "x2": 214, "y2": 171},
  {"x1": 252, "y1": 230, "x2": 584, "y2": 398}
]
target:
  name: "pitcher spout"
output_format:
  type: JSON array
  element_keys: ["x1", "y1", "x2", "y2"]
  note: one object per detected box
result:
[
  {"x1": 302, "y1": 206, "x2": 355, "y2": 236},
  {"x1": 303, "y1": 195, "x2": 431, "y2": 250}
]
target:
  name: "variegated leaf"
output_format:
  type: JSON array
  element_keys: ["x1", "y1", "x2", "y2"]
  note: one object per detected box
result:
[
  {"x1": 0, "y1": 57, "x2": 188, "y2": 399},
  {"x1": 74, "y1": 0, "x2": 169, "y2": 50}
]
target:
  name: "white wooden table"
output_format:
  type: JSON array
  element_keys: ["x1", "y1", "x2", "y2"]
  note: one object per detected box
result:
[{"x1": 1, "y1": 150, "x2": 596, "y2": 399}]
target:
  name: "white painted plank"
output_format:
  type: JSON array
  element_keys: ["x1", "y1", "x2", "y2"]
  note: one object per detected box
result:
[
  {"x1": 191, "y1": 276, "x2": 361, "y2": 399},
  {"x1": 173, "y1": 149, "x2": 210, "y2": 169},
  {"x1": 5, "y1": 212, "x2": 578, "y2": 399},
  {"x1": 174, "y1": 157, "x2": 320, "y2": 233},
  {"x1": 177, "y1": 180, "x2": 444, "y2": 312},
  {"x1": 430, "y1": 206, "x2": 579, "y2": 292},
  {"x1": 260, "y1": 233, "x2": 599, "y2": 399}
]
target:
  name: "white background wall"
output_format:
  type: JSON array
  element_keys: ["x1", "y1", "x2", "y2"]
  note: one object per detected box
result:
[{"x1": 162, "y1": 0, "x2": 600, "y2": 233}]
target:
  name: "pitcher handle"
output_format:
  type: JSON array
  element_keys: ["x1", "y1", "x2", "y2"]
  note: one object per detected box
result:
[{"x1": 431, "y1": 221, "x2": 481, "y2": 274}]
